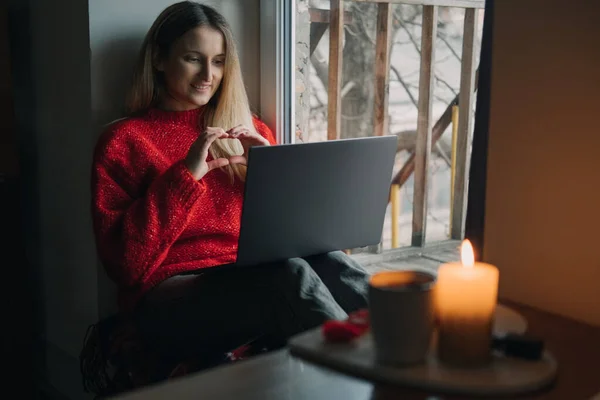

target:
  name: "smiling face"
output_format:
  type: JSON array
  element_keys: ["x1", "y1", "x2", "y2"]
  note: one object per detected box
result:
[{"x1": 156, "y1": 25, "x2": 226, "y2": 111}]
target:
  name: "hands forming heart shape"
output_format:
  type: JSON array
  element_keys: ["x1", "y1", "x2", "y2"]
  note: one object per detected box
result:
[{"x1": 184, "y1": 125, "x2": 271, "y2": 181}]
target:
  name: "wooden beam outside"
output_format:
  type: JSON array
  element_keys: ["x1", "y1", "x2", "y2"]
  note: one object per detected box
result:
[
  {"x1": 390, "y1": 69, "x2": 477, "y2": 188},
  {"x1": 449, "y1": 104, "x2": 459, "y2": 235},
  {"x1": 352, "y1": 0, "x2": 484, "y2": 9},
  {"x1": 411, "y1": 5, "x2": 437, "y2": 247},
  {"x1": 390, "y1": 184, "x2": 401, "y2": 248},
  {"x1": 391, "y1": 98, "x2": 456, "y2": 186},
  {"x1": 309, "y1": 8, "x2": 353, "y2": 24},
  {"x1": 451, "y1": 8, "x2": 479, "y2": 240},
  {"x1": 327, "y1": 0, "x2": 344, "y2": 141},
  {"x1": 309, "y1": 9, "x2": 354, "y2": 57},
  {"x1": 373, "y1": 3, "x2": 393, "y2": 137}
]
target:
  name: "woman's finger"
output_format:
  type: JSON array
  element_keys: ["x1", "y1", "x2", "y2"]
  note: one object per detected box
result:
[
  {"x1": 227, "y1": 124, "x2": 245, "y2": 134},
  {"x1": 228, "y1": 155, "x2": 247, "y2": 166},
  {"x1": 228, "y1": 129, "x2": 248, "y2": 138},
  {"x1": 204, "y1": 127, "x2": 229, "y2": 140},
  {"x1": 210, "y1": 131, "x2": 230, "y2": 140},
  {"x1": 206, "y1": 126, "x2": 227, "y2": 134},
  {"x1": 237, "y1": 132, "x2": 269, "y2": 146},
  {"x1": 200, "y1": 131, "x2": 224, "y2": 154},
  {"x1": 206, "y1": 157, "x2": 230, "y2": 171}
]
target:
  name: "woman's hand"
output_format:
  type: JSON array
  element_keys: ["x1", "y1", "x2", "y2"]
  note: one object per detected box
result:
[
  {"x1": 184, "y1": 127, "x2": 233, "y2": 181},
  {"x1": 226, "y1": 125, "x2": 271, "y2": 166},
  {"x1": 184, "y1": 125, "x2": 269, "y2": 180}
]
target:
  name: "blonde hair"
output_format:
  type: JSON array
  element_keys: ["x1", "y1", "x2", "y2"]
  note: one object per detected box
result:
[{"x1": 127, "y1": 1, "x2": 256, "y2": 181}]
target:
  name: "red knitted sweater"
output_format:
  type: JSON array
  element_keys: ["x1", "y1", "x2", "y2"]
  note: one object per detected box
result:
[{"x1": 91, "y1": 107, "x2": 276, "y2": 312}]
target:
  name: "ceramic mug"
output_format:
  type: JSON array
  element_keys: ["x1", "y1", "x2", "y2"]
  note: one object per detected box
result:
[{"x1": 368, "y1": 270, "x2": 436, "y2": 366}]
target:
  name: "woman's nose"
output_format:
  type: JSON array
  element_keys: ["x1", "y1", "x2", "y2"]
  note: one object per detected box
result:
[{"x1": 199, "y1": 62, "x2": 212, "y2": 81}]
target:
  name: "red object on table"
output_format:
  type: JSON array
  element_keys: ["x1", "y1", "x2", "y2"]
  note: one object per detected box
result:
[{"x1": 322, "y1": 309, "x2": 370, "y2": 342}]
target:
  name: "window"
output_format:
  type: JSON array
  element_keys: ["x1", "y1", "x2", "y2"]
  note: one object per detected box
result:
[{"x1": 293, "y1": 0, "x2": 484, "y2": 255}]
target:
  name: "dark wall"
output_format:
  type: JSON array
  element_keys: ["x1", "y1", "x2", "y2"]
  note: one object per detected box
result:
[
  {"x1": 1, "y1": 1, "x2": 36, "y2": 397},
  {"x1": 0, "y1": 3, "x2": 17, "y2": 176},
  {"x1": 7, "y1": 0, "x2": 96, "y2": 398}
]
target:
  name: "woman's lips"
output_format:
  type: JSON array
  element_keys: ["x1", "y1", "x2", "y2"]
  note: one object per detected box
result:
[{"x1": 191, "y1": 84, "x2": 211, "y2": 92}]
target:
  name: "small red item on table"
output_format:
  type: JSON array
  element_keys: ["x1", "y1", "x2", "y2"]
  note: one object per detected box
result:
[{"x1": 322, "y1": 308, "x2": 370, "y2": 343}]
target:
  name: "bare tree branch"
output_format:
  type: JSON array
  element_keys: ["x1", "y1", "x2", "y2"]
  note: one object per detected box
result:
[
  {"x1": 390, "y1": 65, "x2": 418, "y2": 108},
  {"x1": 436, "y1": 54, "x2": 457, "y2": 63},
  {"x1": 434, "y1": 93, "x2": 453, "y2": 103},
  {"x1": 402, "y1": 20, "x2": 422, "y2": 27},
  {"x1": 344, "y1": 23, "x2": 361, "y2": 38},
  {"x1": 435, "y1": 75, "x2": 458, "y2": 96},
  {"x1": 437, "y1": 33, "x2": 462, "y2": 61},
  {"x1": 396, "y1": 17, "x2": 421, "y2": 54},
  {"x1": 392, "y1": 40, "x2": 412, "y2": 45},
  {"x1": 393, "y1": 5, "x2": 422, "y2": 27},
  {"x1": 352, "y1": 5, "x2": 376, "y2": 45}
]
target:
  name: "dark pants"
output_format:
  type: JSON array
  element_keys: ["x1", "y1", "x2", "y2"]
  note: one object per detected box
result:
[{"x1": 134, "y1": 251, "x2": 369, "y2": 362}]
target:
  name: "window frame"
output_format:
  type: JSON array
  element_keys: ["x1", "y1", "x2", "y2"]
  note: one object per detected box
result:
[
  {"x1": 259, "y1": 0, "x2": 295, "y2": 145},
  {"x1": 262, "y1": 0, "x2": 478, "y2": 263}
]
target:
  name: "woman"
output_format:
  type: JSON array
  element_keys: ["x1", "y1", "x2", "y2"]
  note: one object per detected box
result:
[{"x1": 91, "y1": 1, "x2": 369, "y2": 363}]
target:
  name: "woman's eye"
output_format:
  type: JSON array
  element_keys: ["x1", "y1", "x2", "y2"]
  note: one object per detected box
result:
[{"x1": 213, "y1": 59, "x2": 225, "y2": 66}]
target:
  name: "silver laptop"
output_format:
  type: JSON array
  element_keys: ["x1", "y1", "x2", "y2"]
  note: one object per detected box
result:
[{"x1": 235, "y1": 136, "x2": 398, "y2": 266}]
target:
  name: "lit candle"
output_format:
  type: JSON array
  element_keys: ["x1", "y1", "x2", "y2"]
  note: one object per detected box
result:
[{"x1": 435, "y1": 240, "x2": 499, "y2": 367}]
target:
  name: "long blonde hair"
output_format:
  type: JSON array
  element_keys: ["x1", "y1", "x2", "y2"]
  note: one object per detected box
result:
[{"x1": 127, "y1": 1, "x2": 255, "y2": 181}]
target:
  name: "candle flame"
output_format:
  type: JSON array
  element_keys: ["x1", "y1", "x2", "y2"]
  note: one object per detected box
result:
[{"x1": 461, "y1": 239, "x2": 475, "y2": 268}]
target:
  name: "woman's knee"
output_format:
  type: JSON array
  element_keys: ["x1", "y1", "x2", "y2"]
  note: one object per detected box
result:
[
  {"x1": 274, "y1": 257, "x2": 322, "y2": 291},
  {"x1": 268, "y1": 258, "x2": 347, "y2": 323}
]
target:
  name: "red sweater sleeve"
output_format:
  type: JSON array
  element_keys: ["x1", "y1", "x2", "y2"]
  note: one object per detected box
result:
[
  {"x1": 253, "y1": 117, "x2": 277, "y2": 145},
  {"x1": 92, "y1": 125, "x2": 204, "y2": 288}
]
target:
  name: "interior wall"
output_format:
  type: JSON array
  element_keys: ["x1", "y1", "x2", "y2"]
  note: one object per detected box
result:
[
  {"x1": 27, "y1": 0, "x2": 96, "y2": 358},
  {"x1": 0, "y1": 4, "x2": 17, "y2": 176},
  {"x1": 484, "y1": 0, "x2": 600, "y2": 326},
  {"x1": 6, "y1": 0, "x2": 98, "y2": 398},
  {"x1": 1, "y1": 2, "x2": 36, "y2": 397}
]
